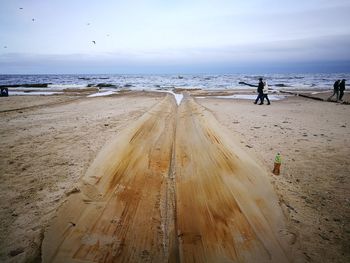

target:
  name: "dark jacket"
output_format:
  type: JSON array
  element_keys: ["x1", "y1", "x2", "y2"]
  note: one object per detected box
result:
[
  {"x1": 333, "y1": 80, "x2": 340, "y2": 91},
  {"x1": 257, "y1": 81, "x2": 264, "y2": 93},
  {"x1": 339, "y1": 81, "x2": 346, "y2": 91}
]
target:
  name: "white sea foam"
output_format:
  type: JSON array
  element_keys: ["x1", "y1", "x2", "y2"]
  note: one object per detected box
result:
[
  {"x1": 166, "y1": 90, "x2": 184, "y2": 105},
  {"x1": 87, "y1": 91, "x2": 116, "y2": 97},
  {"x1": 1, "y1": 73, "x2": 349, "y2": 91},
  {"x1": 211, "y1": 95, "x2": 286, "y2": 100},
  {"x1": 311, "y1": 91, "x2": 331, "y2": 95},
  {"x1": 148, "y1": 89, "x2": 184, "y2": 105},
  {"x1": 48, "y1": 84, "x2": 88, "y2": 89},
  {"x1": 9, "y1": 91, "x2": 63, "y2": 96}
]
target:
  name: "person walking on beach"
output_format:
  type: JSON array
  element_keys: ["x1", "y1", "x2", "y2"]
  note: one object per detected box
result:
[
  {"x1": 328, "y1": 79, "x2": 340, "y2": 101},
  {"x1": 262, "y1": 81, "x2": 271, "y2": 105},
  {"x1": 339, "y1": 79, "x2": 346, "y2": 101},
  {"x1": 0, "y1": 87, "x2": 8, "y2": 97},
  {"x1": 254, "y1": 78, "x2": 264, "y2": 105}
]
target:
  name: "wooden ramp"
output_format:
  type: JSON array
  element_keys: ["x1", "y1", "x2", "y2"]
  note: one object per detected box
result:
[{"x1": 42, "y1": 95, "x2": 291, "y2": 262}]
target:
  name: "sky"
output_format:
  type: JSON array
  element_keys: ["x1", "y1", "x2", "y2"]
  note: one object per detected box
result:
[{"x1": 0, "y1": 0, "x2": 350, "y2": 74}]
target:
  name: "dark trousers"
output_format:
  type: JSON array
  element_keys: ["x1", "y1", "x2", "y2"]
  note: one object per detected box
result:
[
  {"x1": 328, "y1": 89, "x2": 339, "y2": 101},
  {"x1": 262, "y1": 94, "x2": 270, "y2": 104},
  {"x1": 339, "y1": 90, "x2": 344, "y2": 100},
  {"x1": 254, "y1": 92, "x2": 263, "y2": 104}
]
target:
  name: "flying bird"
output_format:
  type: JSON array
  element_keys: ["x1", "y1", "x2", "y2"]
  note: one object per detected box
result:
[
  {"x1": 86, "y1": 23, "x2": 90, "y2": 26},
  {"x1": 92, "y1": 41, "x2": 96, "y2": 44},
  {"x1": 106, "y1": 34, "x2": 110, "y2": 37},
  {"x1": 19, "y1": 7, "x2": 23, "y2": 10},
  {"x1": 32, "y1": 18, "x2": 35, "y2": 22},
  {"x1": 4, "y1": 46, "x2": 7, "y2": 48}
]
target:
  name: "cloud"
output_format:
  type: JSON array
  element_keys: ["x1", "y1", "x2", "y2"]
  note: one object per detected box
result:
[{"x1": 1, "y1": 33, "x2": 350, "y2": 74}]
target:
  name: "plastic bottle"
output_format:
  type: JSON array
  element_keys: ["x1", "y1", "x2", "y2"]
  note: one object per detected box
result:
[{"x1": 273, "y1": 153, "x2": 282, "y2": 175}]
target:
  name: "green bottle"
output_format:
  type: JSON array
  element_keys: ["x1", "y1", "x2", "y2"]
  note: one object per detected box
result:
[{"x1": 274, "y1": 153, "x2": 282, "y2": 164}]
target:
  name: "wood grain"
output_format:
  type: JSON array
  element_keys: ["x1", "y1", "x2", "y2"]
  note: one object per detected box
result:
[{"x1": 42, "y1": 94, "x2": 290, "y2": 262}]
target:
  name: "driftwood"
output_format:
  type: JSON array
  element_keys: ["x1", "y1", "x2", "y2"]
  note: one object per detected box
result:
[
  {"x1": 280, "y1": 90, "x2": 349, "y2": 104},
  {"x1": 298, "y1": 94, "x2": 324, "y2": 101},
  {"x1": 279, "y1": 90, "x2": 324, "y2": 101},
  {"x1": 238, "y1": 81, "x2": 257, "y2": 87}
]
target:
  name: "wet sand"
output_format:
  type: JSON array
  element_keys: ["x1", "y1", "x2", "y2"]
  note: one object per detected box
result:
[{"x1": 0, "y1": 91, "x2": 349, "y2": 262}]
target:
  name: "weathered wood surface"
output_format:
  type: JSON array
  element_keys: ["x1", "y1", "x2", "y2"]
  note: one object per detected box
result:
[{"x1": 42, "y1": 94, "x2": 291, "y2": 262}]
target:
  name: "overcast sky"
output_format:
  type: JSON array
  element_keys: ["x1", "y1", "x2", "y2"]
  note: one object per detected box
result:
[{"x1": 0, "y1": 0, "x2": 350, "y2": 74}]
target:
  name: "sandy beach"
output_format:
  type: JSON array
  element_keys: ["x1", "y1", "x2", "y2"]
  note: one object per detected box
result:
[{"x1": 0, "y1": 90, "x2": 349, "y2": 262}]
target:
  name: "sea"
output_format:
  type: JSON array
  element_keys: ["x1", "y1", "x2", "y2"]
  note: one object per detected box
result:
[{"x1": 0, "y1": 73, "x2": 349, "y2": 92}]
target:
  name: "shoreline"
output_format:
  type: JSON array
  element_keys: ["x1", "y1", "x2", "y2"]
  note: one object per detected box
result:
[
  {"x1": 2, "y1": 87, "x2": 350, "y2": 104},
  {"x1": 1, "y1": 73, "x2": 349, "y2": 91}
]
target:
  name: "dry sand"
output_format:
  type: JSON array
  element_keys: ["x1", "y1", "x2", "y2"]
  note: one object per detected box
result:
[
  {"x1": 0, "y1": 92, "x2": 164, "y2": 262},
  {"x1": 0, "y1": 91, "x2": 349, "y2": 262},
  {"x1": 200, "y1": 94, "x2": 350, "y2": 263}
]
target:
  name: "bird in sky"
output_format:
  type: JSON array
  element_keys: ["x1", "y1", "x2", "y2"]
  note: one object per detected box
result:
[
  {"x1": 106, "y1": 34, "x2": 110, "y2": 37},
  {"x1": 4, "y1": 46, "x2": 7, "y2": 48},
  {"x1": 87, "y1": 23, "x2": 90, "y2": 26},
  {"x1": 19, "y1": 7, "x2": 23, "y2": 10},
  {"x1": 32, "y1": 18, "x2": 35, "y2": 22},
  {"x1": 92, "y1": 41, "x2": 96, "y2": 44}
]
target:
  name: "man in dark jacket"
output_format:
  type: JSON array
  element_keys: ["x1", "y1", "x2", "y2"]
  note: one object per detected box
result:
[
  {"x1": 339, "y1": 79, "x2": 346, "y2": 101},
  {"x1": 254, "y1": 78, "x2": 264, "y2": 104},
  {"x1": 0, "y1": 87, "x2": 9, "y2": 97},
  {"x1": 328, "y1": 79, "x2": 340, "y2": 101}
]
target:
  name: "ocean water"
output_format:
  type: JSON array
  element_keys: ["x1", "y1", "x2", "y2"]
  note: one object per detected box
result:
[{"x1": 0, "y1": 73, "x2": 349, "y2": 91}]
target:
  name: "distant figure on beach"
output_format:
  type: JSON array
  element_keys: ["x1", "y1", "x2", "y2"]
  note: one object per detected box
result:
[
  {"x1": 262, "y1": 81, "x2": 271, "y2": 105},
  {"x1": 328, "y1": 79, "x2": 340, "y2": 101},
  {"x1": 1, "y1": 87, "x2": 9, "y2": 97},
  {"x1": 254, "y1": 78, "x2": 264, "y2": 105},
  {"x1": 339, "y1": 79, "x2": 346, "y2": 101}
]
